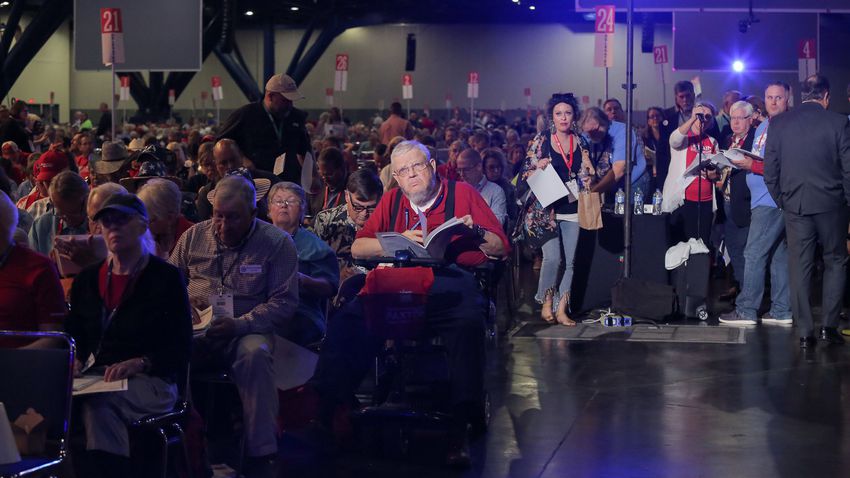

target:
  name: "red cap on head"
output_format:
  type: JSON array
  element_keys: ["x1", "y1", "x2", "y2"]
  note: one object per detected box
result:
[{"x1": 34, "y1": 150, "x2": 69, "y2": 182}]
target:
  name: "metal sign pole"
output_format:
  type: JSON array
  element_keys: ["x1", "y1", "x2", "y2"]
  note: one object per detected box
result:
[{"x1": 623, "y1": 0, "x2": 635, "y2": 278}]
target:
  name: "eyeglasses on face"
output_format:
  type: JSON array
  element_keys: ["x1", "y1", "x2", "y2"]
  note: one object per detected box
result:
[
  {"x1": 350, "y1": 202, "x2": 377, "y2": 214},
  {"x1": 271, "y1": 199, "x2": 301, "y2": 208},
  {"x1": 99, "y1": 212, "x2": 133, "y2": 229},
  {"x1": 393, "y1": 161, "x2": 429, "y2": 178}
]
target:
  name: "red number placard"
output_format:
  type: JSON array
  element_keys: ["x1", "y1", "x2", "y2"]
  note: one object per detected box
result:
[{"x1": 100, "y1": 8, "x2": 122, "y2": 34}]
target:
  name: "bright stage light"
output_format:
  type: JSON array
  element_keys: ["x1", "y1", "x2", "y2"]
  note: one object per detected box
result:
[{"x1": 732, "y1": 60, "x2": 745, "y2": 72}]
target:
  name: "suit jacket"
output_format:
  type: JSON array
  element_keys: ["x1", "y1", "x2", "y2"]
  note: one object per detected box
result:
[
  {"x1": 722, "y1": 128, "x2": 755, "y2": 227},
  {"x1": 763, "y1": 102, "x2": 850, "y2": 215}
]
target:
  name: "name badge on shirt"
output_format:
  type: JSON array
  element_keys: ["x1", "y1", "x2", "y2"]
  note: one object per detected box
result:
[
  {"x1": 565, "y1": 179, "x2": 579, "y2": 203},
  {"x1": 240, "y1": 264, "x2": 263, "y2": 274},
  {"x1": 210, "y1": 291, "x2": 234, "y2": 321}
]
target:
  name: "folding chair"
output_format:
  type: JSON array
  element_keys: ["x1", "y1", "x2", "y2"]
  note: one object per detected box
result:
[{"x1": 0, "y1": 331, "x2": 75, "y2": 478}]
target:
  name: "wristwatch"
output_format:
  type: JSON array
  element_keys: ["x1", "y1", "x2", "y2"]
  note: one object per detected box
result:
[{"x1": 473, "y1": 224, "x2": 487, "y2": 240}]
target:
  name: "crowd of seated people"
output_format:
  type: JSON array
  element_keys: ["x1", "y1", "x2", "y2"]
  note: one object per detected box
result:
[{"x1": 1, "y1": 73, "x2": 847, "y2": 477}]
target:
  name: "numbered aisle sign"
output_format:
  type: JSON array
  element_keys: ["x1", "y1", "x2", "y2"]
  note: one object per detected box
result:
[
  {"x1": 653, "y1": 45, "x2": 668, "y2": 82},
  {"x1": 168, "y1": 89, "x2": 175, "y2": 106},
  {"x1": 467, "y1": 72, "x2": 479, "y2": 99},
  {"x1": 445, "y1": 93, "x2": 452, "y2": 110},
  {"x1": 402, "y1": 74, "x2": 413, "y2": 100},
  {"x1": 211, "y1": 76, "x2": 223, "y2": 101},
  {"x1": 119, "y1": 76, "x2": 130, "y2": 101},
  {"x1": 798, "y1": 39, "x2": 816, "y2": 82},
  {"x1": 593, "y1": 5, "x2": 614, "y2": 68},
  {"x1": 325, "y1": 88, "x2": 334, "y2": 106},
  {"x1": 100, "y1": 8, "x2": 125, "y2": 66},
  {"x1": 524, "y1": 87, "x2": 532, "y2": 106},
  {"x1": 334, "y1": 54, "x2": 349, "y2": 92}
]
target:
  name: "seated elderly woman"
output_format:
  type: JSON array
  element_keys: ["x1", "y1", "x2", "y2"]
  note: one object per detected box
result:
[
  {"x1": 65, "y1": 193, "x2": 192, "y2": 478},
  {"x1": 137, "y1": 178, "x2": 194, "y2": 259},
  {"x1": 268, "y1": 181, "x2": 339, "y2": 344}
]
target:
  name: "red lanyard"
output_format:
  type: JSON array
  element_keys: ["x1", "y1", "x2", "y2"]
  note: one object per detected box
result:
[
  {"x1": 323, "y1": 187, "x2": 343, "y2": 209},
  {"x1": 553, "y1": 133, "x2": 575, "y2": 172},
  {"x1": 56, "y1": 218, "x2": 64, "y2": 236}
]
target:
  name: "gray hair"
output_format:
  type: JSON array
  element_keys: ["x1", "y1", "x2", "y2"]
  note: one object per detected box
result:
[
  {"x1": 1, "y1": 141, "x2": 19, "y2": 153},
  {"x1": 268, "y1": 181, "x2": 306, "y2": 223},
  {"x1": 390, "y1": 140, "x2": 431, "y2": 168},
  {"x1": 138, "y1": 178, "x2": 181, "y2": 221},
  {"x1": 0, "y1": 192, "x2": 18, "y2": 243},
  {"x1": 48, "y1": 171, "x2": 89, "y2": 202},
  {"x1": 729, "y1": 100, "x2": 754, "y2": 117},
  {"x1": 89, "y1": 182, "x2": 127, "y2": 210},
  {"x1": 214, "y1": 175, "x2": 256, "y2": 209},
  {"x1": 579, "y1": 107, "x2": 611, "y2": 130},
  {"x1": 695, "y1": 101, "x2": 717, "y2": 115}
]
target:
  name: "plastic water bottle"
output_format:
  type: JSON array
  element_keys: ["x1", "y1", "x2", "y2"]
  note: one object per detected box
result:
[
  {"x1": 633, "y1": 190, "x2": 644, "y2": 215},
  {"x1": 614, "y1": 188, "x2": 625, "y2": 215},
  {"x1": 652, "y1": 189, "x2": 663, "y2": 215}
]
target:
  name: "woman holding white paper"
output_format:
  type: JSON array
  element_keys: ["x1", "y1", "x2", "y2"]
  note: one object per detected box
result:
[{"x1": 518, "y1": 93, "x2": 607, "y2": 326}]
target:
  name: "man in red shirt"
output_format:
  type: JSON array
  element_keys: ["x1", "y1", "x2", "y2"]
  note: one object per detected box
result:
[
  {"x1": 312, "y1": 140, "x2": 509, "y2": 466},
  {"x1": 0, "y1": 191, "x2": 66, "y2": 336},
  {"x1": 16, "y1": 150, "x2": 68, "y2": 212}
]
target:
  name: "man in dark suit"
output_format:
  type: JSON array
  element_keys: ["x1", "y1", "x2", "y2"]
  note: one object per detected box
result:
[{"x1": 764, "y1": 74, "x2": 850, "y2": 348}]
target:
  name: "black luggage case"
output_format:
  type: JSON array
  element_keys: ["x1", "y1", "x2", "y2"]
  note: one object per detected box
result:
[{"x1": 672, "y1": 253, "x2": 710, "y2": 320}]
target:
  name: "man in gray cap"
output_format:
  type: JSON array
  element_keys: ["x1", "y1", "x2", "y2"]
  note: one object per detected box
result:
[{"x1": 218, "y1": 74, "x2": 312, "y2": 184}]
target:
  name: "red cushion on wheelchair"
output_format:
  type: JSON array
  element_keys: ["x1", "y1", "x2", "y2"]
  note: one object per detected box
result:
[{"x1": 359, "y1": 267, "x2": 435, "y2": 339}]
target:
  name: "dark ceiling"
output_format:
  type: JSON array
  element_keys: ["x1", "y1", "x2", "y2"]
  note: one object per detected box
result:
[{"x1": 231, "y1": 0, "x2": 671, "y2": 28}]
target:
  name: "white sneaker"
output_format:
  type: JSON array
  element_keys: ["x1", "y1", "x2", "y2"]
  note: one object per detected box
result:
[{"x1": 761, "y1": 314, "x2": 793, "y2": 326}]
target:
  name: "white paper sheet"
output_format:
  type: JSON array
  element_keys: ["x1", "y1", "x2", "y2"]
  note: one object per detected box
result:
[
  {"x1": 72, "y1": 376, "x2": 128, "y2": 396},
  {"x1": 527, "y1": 165, "x2": 569, "y2": 208}
]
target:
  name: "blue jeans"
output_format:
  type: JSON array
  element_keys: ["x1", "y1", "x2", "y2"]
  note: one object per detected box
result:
[
  {"x1": 723, "y1": 201, "x2": 749, "y2": 284},
  {"x1": 735, "y1": 206, "x2": 791, "y2": 320},
  {"x1": 535, "y1": 220, "x2": 581, "y2": 302}
]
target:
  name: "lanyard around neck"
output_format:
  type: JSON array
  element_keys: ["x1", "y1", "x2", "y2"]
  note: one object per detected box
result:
[
  {"x1": 553, "y1": 133, "x2": 575, "y2": 172},
  {"x1": 265, "y1": 107, "x2": 284, "y2": 143}
]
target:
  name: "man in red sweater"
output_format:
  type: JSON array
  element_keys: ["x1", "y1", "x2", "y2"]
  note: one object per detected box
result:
[{"x1": 312, "y1": 141, "x2": 509, "y2": 466}]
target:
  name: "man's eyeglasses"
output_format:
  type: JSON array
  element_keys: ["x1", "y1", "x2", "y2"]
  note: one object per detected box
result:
[
  {"x1": 730, "y1": 115, "x2": 751, "y2": 121},
  {"x1": 350, "y1": 202, "x2": 377, "y2": 214},
  {"x1": 393, "y1": 161, "x2": 429, "y2": 178},
  {"x1": 271, "y1": 199, "x2": 301, "y2": 208}
]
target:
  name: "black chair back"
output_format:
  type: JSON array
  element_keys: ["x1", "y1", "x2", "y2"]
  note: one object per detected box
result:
[{"x1": 0, "y1": 331, "x2": 74, "y2": 459}]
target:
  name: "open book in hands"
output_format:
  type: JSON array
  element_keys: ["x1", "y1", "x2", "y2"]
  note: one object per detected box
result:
[
  {"x1": 683, "y1": 151, "x2": 743, "y2": 177},
  {"x1": 375, "y1": 216, "x2": 474, "y2": 260}
]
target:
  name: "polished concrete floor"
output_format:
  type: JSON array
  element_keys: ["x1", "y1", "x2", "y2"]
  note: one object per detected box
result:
[{"x1": 276, "y1": 265, "x2": 850, "y2": 478}]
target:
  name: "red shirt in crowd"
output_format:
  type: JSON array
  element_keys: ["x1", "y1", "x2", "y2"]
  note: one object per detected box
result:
[
  {"x1": 684, "y1": 133, "x2": 717, "y2": 202},
  {"x1": 0, "y1": 245, "x2": 67, "y2": 331},
  {"x1": 356, "y1": 178, "x2": 510, "y2": 267},
  {"x1": 98, "y1": 261, "x2": 132, "y2": 311},
  {"x1": 436, "y1": 163, "x2": 460, "y2": 181},
  {"x1": 172, "y1": 215, "x2": 195, "y2": 255}
]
